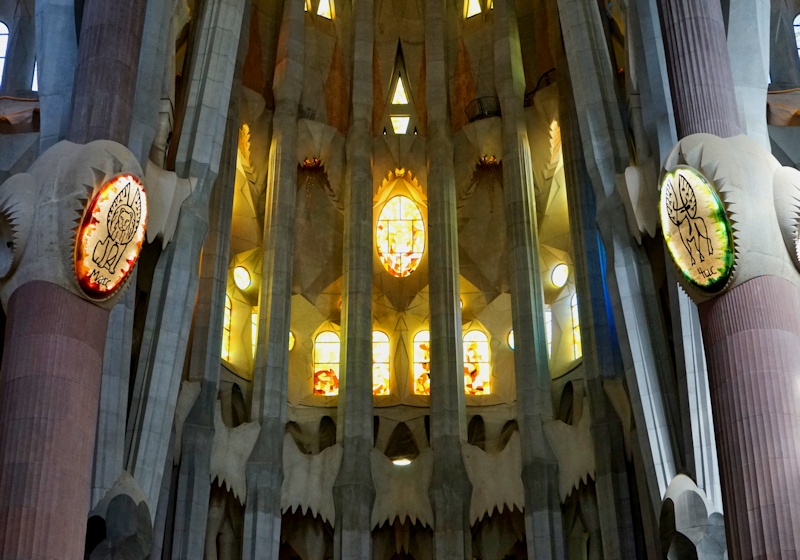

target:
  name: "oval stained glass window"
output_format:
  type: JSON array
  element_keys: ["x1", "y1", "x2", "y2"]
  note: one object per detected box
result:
[{"x1": 376, "y1": 196, "x2": 425, "y2": 278}]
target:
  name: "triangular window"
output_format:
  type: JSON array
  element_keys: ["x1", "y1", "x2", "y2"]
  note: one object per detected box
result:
[
  {"x1": 466, "y1": 0, "x2": 482, "y2": 18},
  {"x1": 392, "y1": 76, "x2": 409, "y2": 105},
  {"x1": 317, "y1": 0, "x2": 333, "y2": 19}
]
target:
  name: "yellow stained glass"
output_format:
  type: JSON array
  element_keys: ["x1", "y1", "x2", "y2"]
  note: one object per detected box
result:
[
  {"x1": 251, "y1": 311, "x2": 258, "y2": 357},
  {"x1": 372, "y1": 331, "x2": 390, "y2": 396},
  {"x1": 571, "y1": 294, "x2": 582, "y2": 360},
  {"x1": 221, "y1": 295, "x2": 232, "y2": 362},
  {"x1": 464, "y1": 330, "x2": 490, "y2": 395},
  {"x1": 313, "y1": 331, "x2": 340, "y2": 395},
  {"x1": 466, "y1": 0, "x2": 482, "y2": 18},
  {"x1": 413, "y1": 330, "x2": 431, "y2": 395},
  {"x1": 376, "y1": 196, "x2": 425, "y2": 278},
  {"x1": 390, "y1": 116, "x2": 410, "y2": 134},
  {"x1": 392, "y1": 76, "x2": 409, "y2": 104},
  {"x1": 289, "y1": 330, "x2": 295, "y2": 351},
  {"x1": 317, "y1": 0, "x2": 332, "y2": 19}
]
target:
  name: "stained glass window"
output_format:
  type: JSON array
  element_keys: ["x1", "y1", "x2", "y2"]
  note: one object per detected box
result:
[
  {"x1": 317, "y1": 0, "x2": 332, "y2": 19},
  {"x1": 544, "y1": 306, "x2": 553, "y2": 359},
  {"x1": 413, "y1": 330, "x2": 431, "y2": 395},
  {"x1": 221, "y1": 295, "x2": 232, "y2": 362},
  {"x1": 376, "y1": 195, "x2": 425, "y2": 278},
  {"x1": 390, "y1": 116, "x2": 410, "y2": 134},
  {"x1": 31, "y1": 61, "x2": 38, "y2": 92},
  {"x1": 794, "y1": 14, "x2": 800, "y2": 58},
  {"x1": 571, "y1": 294, "x2": 582, "y2": 360},
  {"x1": 373, "y1": 331, "x2": 390, "y2": 396},
  {"x1": 392, "y1": 76, "x2": 409, "y2": 105},
  {"x1": 0, "y1": 22, "x2": 8, "y2": 88},
  {"x1": 464, "y1": 330, "x2": 490, "y2": 395},
  {"x1": 466, "y1": 0, "x2": 482, "y2": 18},
  {"x1": 314, "y1": 331, "x2": 340, "y2": 395},
  {"x1": 251, "y1": 311, "x2": 258, "y2": 357}
]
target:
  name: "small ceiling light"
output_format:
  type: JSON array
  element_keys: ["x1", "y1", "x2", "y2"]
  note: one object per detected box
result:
[
  {"x1": 390, "y1": 116, "x2": 410, "y2": 134},
  {"x1": 551, "y1": 263, "x2": 569, "y2": 288},
  {"x1": 288, "y1": 330, "x2": 296, "y2": 351},
  {"x1": 507, "y1": 329, "x2": 515, "y2": 350},
  {"x1": 233, "y1": 266, "x2": 251, "y2": 290},
  {"x1": 392, "y1": 458, "x2": 412, "y2": 466}
]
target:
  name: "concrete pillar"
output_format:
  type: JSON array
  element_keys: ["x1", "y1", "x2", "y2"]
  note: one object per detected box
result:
[
  {"x1": 171, "y1": 90, "x2": 242, "y2": 559},
  {"x1": 34, "y1": 0, "x2": 78, "y2": 151},
  {"x1": 658, "y1": 0, "x2": 740, "y2": 138},
  {"x1": 424, "y1": 1, "x2": 472, "y2": 558},
  {"x1": 242, "y1": 0, "x2": 304, "y2": 556},
  {"x1": 661, "y1": 1, "x2": 800, "y2": 556},
  {"x1": 492, "y1": 0, "x2": 563, "y2": 557},
  {"x1": 0, "y1": 282, "x2": 108, "y2": 560},
  {"x1": 555, "y1": 35, "x2": 637, "y2": 560},
  {"x1": 125, "y1": 0, "x2": 247, "y2": 514},
  {"x1": 333, "y1": 0, "x2": 376, "y2": 558},
  {"x1": 67, "y1": 0, "x2": 148, "y2": 144}
]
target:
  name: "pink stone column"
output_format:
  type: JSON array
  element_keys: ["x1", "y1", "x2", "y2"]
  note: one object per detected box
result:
[
  {"x1": 699, "y1": 275, "x2": 800, "y2": 558},
  {"x1": 0, "y1": 281, "x2": 109, "y2": 560}
]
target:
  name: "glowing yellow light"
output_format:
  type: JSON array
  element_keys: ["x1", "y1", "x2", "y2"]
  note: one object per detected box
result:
[
  {"x1": 413, "y1": 330, "x2": 431, "y2": 396},
  {"x1": 74, "y1": 174, "x2": 148, "y2": 299},
  {"x1": 545, "y1": 307, "x2": 553, "y2": 359},
  {"x1": 507, "y1": 329, "x2": 514, "y2": 350},
  {"x1": 466, "y1": 0, "x2": 482, "y2": 18},
  {"x1": 571, "y1": 294, "x2": 582, "y2": 360},
  {"x1": 372, "y1": 331, "x2": 391, "y2": 396},
  {"x1": 390, "y1": 116, "x2": 410, "y2": 134},
  {"x1": 551, "y1": 263, "x2": 569, "y2": 288},
  {"x1": 289, "y1": 330, "x2": 296, "y2": 351},
  {"x1": 251, "y1": 311, "x2": 258, "y2": 357},
  {"x1": 392, "y1": 76, "x2": 409, "y2": 104},
  {"x1": 305, "y1": 0, "x2": 310, "y2": 11},
  {"x1": 317, "y1": 0, "x2": 332, "y2": 19},
  {"x1": 221, "y1": 295, "x2": 232, "y2": 362},
  {"x1": 313, "y1": 331, "x2": 340, "y2": 395},
  {"x1": 233, "y1": 266, "x2": 251, "y2": 290},
  {"x1": 376, "y1": 195, "x2": 425, "y2": 278},
  {"x1": 464, "y1": 330, "x2": 491, "y2": 395},
  {"x1": 393, "y1": 458, "x2": 412, "y2": 466}
]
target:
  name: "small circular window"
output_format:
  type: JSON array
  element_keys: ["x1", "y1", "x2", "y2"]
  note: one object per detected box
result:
[{"x1": 376, "y1": 195, "x2": 425, "y2": 278}]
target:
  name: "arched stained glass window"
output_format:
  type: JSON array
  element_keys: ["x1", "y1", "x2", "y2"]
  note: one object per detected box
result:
[
  {"x1": 464, "y1": 330, "x2": 491, "y2": 395},
  {"x1": 571, "y1": 294, "x2": 582, "y2": 360},
  {"x1": 377, "y1": 195, "x2": 425, "y2": 278},
  {"x1": 413, "y1": 330, "x2": 431, "y2": 395},
  {"x1": 314, "y1": 331, "x2": 340, "y2": 395},
  {"x1": 221, "y1": 295, "x2": 232, "y2": 362},
  {"x1": 0, "y1": 22, "x2": 8, "y2": 88},
  {"x1": 794, "y1": 14, "x2": 800, "y2": 58},
  {"x1": 251, "y1": 310, "x2": 258, "y2": 358},
  {"x1": 373, "y1": 331, "x2": 390, "y2": 396}
]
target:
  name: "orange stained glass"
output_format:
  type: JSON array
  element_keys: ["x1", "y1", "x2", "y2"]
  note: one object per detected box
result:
[
  {"x1": 463, "y1": 330, "x2": 491, "y2": 395},
  {"x1": 372, "y1": 331, "x2": 390, "y2": 396},
  {"x1": 313, "y1": 331, "x2": 340, "y2": 396},
  {"x1": 413, "y1": 330, "x2": 431, "y2": 395},
  {"x1": 376, "y1": 196, "x2": 425, "y2": 278}
]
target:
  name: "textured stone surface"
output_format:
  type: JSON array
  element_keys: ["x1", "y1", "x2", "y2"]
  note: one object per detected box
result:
[
  {"x1": 699, "y1": 275, "x2": 800, "y2": 558},
  {"x1": 0, "y1": 281, "x2": 108, "y2": 559}
]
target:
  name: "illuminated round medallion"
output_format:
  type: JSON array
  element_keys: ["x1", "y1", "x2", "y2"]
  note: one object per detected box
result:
[
  {"x1": 74, "y1": 174, "x2": 147, "y2": 299},
  {"x1": 659, "y1": 166, "x2": 733, "y2": 293},
  {"x1": 376, "y1": 195, "x2": 425, "y2": 278}
]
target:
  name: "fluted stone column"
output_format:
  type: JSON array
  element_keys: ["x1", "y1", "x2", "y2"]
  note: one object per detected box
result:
[
  {"x1": 171, "y1": 92, "x2": 242, "y2": 559},
  {"x1": 126, "y1": 0, "x2": 247, "y2": 514},
  {"x1": 242, "y1": 0, "x2": 304, "y2": 556},
  {"x1": 333, "y1": 1, "x2": 376, "y2": 558},
  {"x1": 492, "y1": 0, "x2": 563, "y2": 557},
  {"x1": 554, "y1": 30, "x2": 637, "y2": 559},
  {"x1": 661, "y1": 0, "x2": 800, "y2": 556},
  {"x1": 67, "y1": 0, "x2": 148, "y2": 144},
  {"x1": 424, "y1": 1, "x2": 472, "y2": 558}
]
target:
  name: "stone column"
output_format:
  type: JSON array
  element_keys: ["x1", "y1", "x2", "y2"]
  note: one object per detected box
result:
[
  {"x1": 333, "y1": 0, "x2": 376, "y2": 558},
  {"x1": 492, "y1": 0, "x2": 563, "y2": 557},
  {"x1": 424, "y1": 1, "x2": 472, "y2": 559},
  {"x1": 554, "y1": 29, "x2": 637, "y2": 559},
  {"x1": 660, "y1": 1, "x2": 800, "y2": 556},
  {"x1": 67, "y1": 0, "x2": 148, "y2": 144},
  {"x1": 171, "y1": 91, "x2": 242, "y2": 559},
  {"x1": 125, "y1": 0, "x2": 247, "y2": 514},
  {"x1": 242, "y1": 0, "x2": 304, "y2": 556}
]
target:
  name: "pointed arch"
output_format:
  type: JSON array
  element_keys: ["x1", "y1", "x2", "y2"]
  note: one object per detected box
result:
[
  {"x1": 463, "y1": 330, "x2": 491, "y2": 395},
  {"x1": 372, "y1": 330, "x2": 391, "y2": 396},
  {"x1": 0, "y1": 22, "x2": 8, "y2": 88},
  {"x1": 313, "y1": 331, "x2": 340, "y2": 395}
]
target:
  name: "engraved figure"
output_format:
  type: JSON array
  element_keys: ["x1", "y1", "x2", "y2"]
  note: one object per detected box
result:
[
  {"x1": 92, "y1": 181, "x2": 142, "y2": 274},
  {"x1": 665, "y1": 174, "x2": 713, "y2": 266}
]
